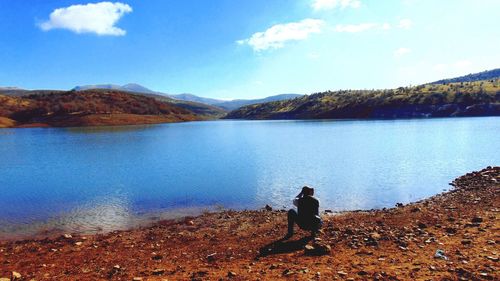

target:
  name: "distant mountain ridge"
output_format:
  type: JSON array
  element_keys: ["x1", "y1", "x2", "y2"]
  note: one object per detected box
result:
[
  {"x1": 72, "y1": 83, "x2": 302, "y2": 111},
  {"x1": 431, "y1": 68, "x2": 500, "y2": 84},
  {"x1": 213, "y1": 94, "x2": 302, "y2": 111}
]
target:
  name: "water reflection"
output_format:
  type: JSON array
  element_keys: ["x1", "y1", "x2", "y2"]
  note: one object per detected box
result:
[{"x1": 0, "y1": 117, "x2": 498, "y2": 238}]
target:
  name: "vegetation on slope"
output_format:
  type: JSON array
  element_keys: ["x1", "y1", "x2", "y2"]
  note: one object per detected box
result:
[
  {"x1": 1, "y1": 88, "x2": 227, "y2": 119},
  {"x1": 226, "y1": 79, "x2": 500, "y2": 120},
  {"x1": 431, "y1": 68, "x2": 500, "y2": 84},
  {"x1": 0, "y1": 90, "x2": 199, "y2": 127}
]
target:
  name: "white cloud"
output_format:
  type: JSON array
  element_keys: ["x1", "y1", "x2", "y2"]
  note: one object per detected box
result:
[
  {"x1": 398, "y1": 18, "x2": 413, "y2": 29},
  {"x1": 335, "y1": 23, "x2": 387, "y2": 32},
  {"x1": 39, "y1": 2, "x2": 132, "y2": 36},
  {"x1": 312, "y1": 0, "x2": 361, "y2": 11},
  {"x1": 394, "y1": 47, "x2": 411, "y2": 58},
  {"x1": 237, "y1": 19, "x2": 324, "y2": 51}
]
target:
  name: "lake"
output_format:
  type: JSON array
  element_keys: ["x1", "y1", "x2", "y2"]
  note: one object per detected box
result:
[{"x1": 0, "y1": 117, "x2": 498, "y2": 239}]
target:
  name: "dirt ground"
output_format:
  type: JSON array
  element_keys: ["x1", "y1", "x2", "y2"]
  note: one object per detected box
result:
[{"x1": 1, "y1": 167, "x2": 498, "y2": 281}]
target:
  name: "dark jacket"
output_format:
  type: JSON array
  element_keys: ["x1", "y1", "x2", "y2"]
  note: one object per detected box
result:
[{"x1": 297, "y1": 195, "x2": 320, "y2": 219}]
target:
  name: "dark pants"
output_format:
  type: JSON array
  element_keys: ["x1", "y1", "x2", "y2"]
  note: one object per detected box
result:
[{"x1": 287, "y1": 209, "x2": 321, "y2": 235}]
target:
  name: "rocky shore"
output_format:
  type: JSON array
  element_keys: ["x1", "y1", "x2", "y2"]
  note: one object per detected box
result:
[{"x1": 0, "y1": 167, "x2": 498, "y2": 280}]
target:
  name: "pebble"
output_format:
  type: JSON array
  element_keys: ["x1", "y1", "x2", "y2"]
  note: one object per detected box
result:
[
  {"x1": 12, "y1": 272, "x2": 22, "y2": 279},
  {"x1": 152, "y1": 268, "x2": 165, "y2": 275},
  {"x1": 486, "y1": 256, "x2": 499, "y2": 262},
  {"x1": 206, "y1": 253, "x2": 217, "y2": 262},
  {"x1": 471, "y1": 217, "x2": 483, "y2": 223},
  {"x1": 461, "y1": 239, "x2": 472, "y2": 245}
]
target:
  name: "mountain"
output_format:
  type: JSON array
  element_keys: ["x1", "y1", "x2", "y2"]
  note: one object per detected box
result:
[
  {"x1": 122, "y1": 83, "x2": 158, "y2": 94},
  {"x1": 431, "y1": 68, "x2": 500, "y2": 84},
  {"x1": 0, "y1": 89, "x2": 199, "y2": 128},
  {"x1": 226, "y1": 79, "x2": 500, "y2": 120},
  {"x1": 0, "y1": 87, "x2": 30, "y2": 97},
  {"x1": 72, "y1": 84, "x2": 227, "y2": 118},
  {"x1": 169, "y1": 93, "x2": 225, "y2": 105},
  {"x1": 213, "y1": 94, "x2": 302, "y2": 111},
  {"x1": 71, "y1": 83, "x2": 301, "y2": 112}
]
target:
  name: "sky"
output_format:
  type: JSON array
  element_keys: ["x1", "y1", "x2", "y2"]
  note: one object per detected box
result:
[{"x1": 0, "y1": 0, "x2": 499, "y2": 99}]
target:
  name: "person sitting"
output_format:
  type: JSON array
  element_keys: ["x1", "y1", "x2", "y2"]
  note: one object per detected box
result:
[{"x1": 285, "y1": 186, "x2": 322, "y2": 239}]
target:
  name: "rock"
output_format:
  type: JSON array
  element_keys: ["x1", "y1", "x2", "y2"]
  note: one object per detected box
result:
[
  {"x1": 0, "y1": 278, "x2": 10, "y2": 281},
  {"x1": 486, "y1": 256, "x2": 499, "y2": 262},
  {"x1": 187, "y1": 220, "x2": 195, "y2": 226},
  {"x1": 74, "y1": 242, "x2": 83, "y2": 246},
  {"x1": 434, "y1": 249, "x2": 448, "y2": 260},
  {"x1": 282, "y1": 269, "x2": 294, "y2": 276},
  {"x1": 445, "y1": 227, "x2": 457, "y2": 234},
  {"x1": 152, "y1": 268, "x2": 165, "y2": 276},
  {"x1": 461, "y1": 239, "x2": 472, "y2": 245},
  {"x1": 324, "y1": 209, "x2": 333, "y2": 213},
  {"x1": 151, "y1": 254, "x2": 163, "y2": 260},
  {"x1": 370, "y1": 232, "x2": 382, "y2": 240},
  {"x1": 358, "y1": 270, "x2": 368, "y2": 276},
  {"x1": 395, "y1": 203, "x2": 404, "y2": 208},
  {"x1": 337, "y1": 271, "x2": 348, "y2": 276},
  {"x1": 417, "y1": 222, "x2": 427, "y2": 229},
  {"x1": 63, "y1": 234, "x2": 72, "y2": 239},
  {"x1": 411, "y1": 207, "x2": 421, "y2": 212},
  {"x1": 227, "y1": 271, "x2": 237, "y2": 277},
  {"x1": 304, "y1": 243, "x2": 331, "y2": 256},
  {"x1": 265, "y1": 205, "x2": 273, "y2": 211},
  {"x1": 12, "y1": 272, "x2": 22, "y2": 280},
  {"x1": 206, "y1": 253, "x2": 217, "y2": 262},
  {"x1": 133, "y1": 278, "x2": 143, "y2": 281},
  {"x1": 471, "y1": 216, "x2": 483, "y2": 223}
]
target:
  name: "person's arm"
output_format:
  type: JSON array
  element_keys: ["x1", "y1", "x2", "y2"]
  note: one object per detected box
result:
[{"x1": 293, "y1": 191, "x2": 303, "y2": 207}]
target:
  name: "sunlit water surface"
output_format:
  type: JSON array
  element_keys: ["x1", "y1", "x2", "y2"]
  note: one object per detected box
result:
[{"x1": 0, "y1": 117, "x2": 498, "y2": 238}]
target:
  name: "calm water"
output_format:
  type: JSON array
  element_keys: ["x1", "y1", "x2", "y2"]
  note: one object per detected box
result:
[{"x1": 0, "y1": 117, "x2": 498, "y2": 238}]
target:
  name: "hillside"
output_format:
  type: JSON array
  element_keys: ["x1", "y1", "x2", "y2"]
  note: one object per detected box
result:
[
  {"x1": 226, "y1": 79, "x2": 500, "y2": 120},
  {"x1": 431, "y1": 68, "x2": 500, "y2": 84},
  {"x1": 3, "y1": 86, "x2": 226, "y2": 119},
  {"x1": 0, "y1": 90, "x2": 199, "y2": 128},
  {"x1": 137, "y1": 92, "x2": 227, "y2": 119},
  {"x1": 214, "y1": 94, "x2": 302, "y2": 111}
]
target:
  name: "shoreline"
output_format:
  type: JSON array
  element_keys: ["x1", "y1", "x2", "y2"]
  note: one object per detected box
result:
[{"x1": 0, "y1": 167, "x2": 498, "y2": 280}]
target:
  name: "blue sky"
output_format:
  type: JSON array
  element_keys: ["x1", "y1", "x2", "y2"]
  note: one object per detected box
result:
[{"x1": 0, "y1": 0, "x2": 499, "y2": 99}]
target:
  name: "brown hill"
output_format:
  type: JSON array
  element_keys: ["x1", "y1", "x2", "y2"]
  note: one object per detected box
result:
[{"x1": 0, "y1": 90, "x2": 200, "y2": 128}]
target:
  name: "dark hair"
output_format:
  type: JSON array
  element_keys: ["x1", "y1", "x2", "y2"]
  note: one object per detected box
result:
[{"x1": 302, "y1": 186, "x2": 314, "y2": 195}]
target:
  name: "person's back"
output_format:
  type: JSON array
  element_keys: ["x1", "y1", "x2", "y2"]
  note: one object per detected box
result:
[
  {"x1": 285, "y1": 186, "x2": 322, "y2": 239},
  {"x1": 297, "y1": 195, "x2": 319, "y2": 221}
]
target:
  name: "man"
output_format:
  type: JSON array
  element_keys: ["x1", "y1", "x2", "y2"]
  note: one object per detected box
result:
[{"x1": 285, "y1": 186, "x2": 322, "y2": 239}]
